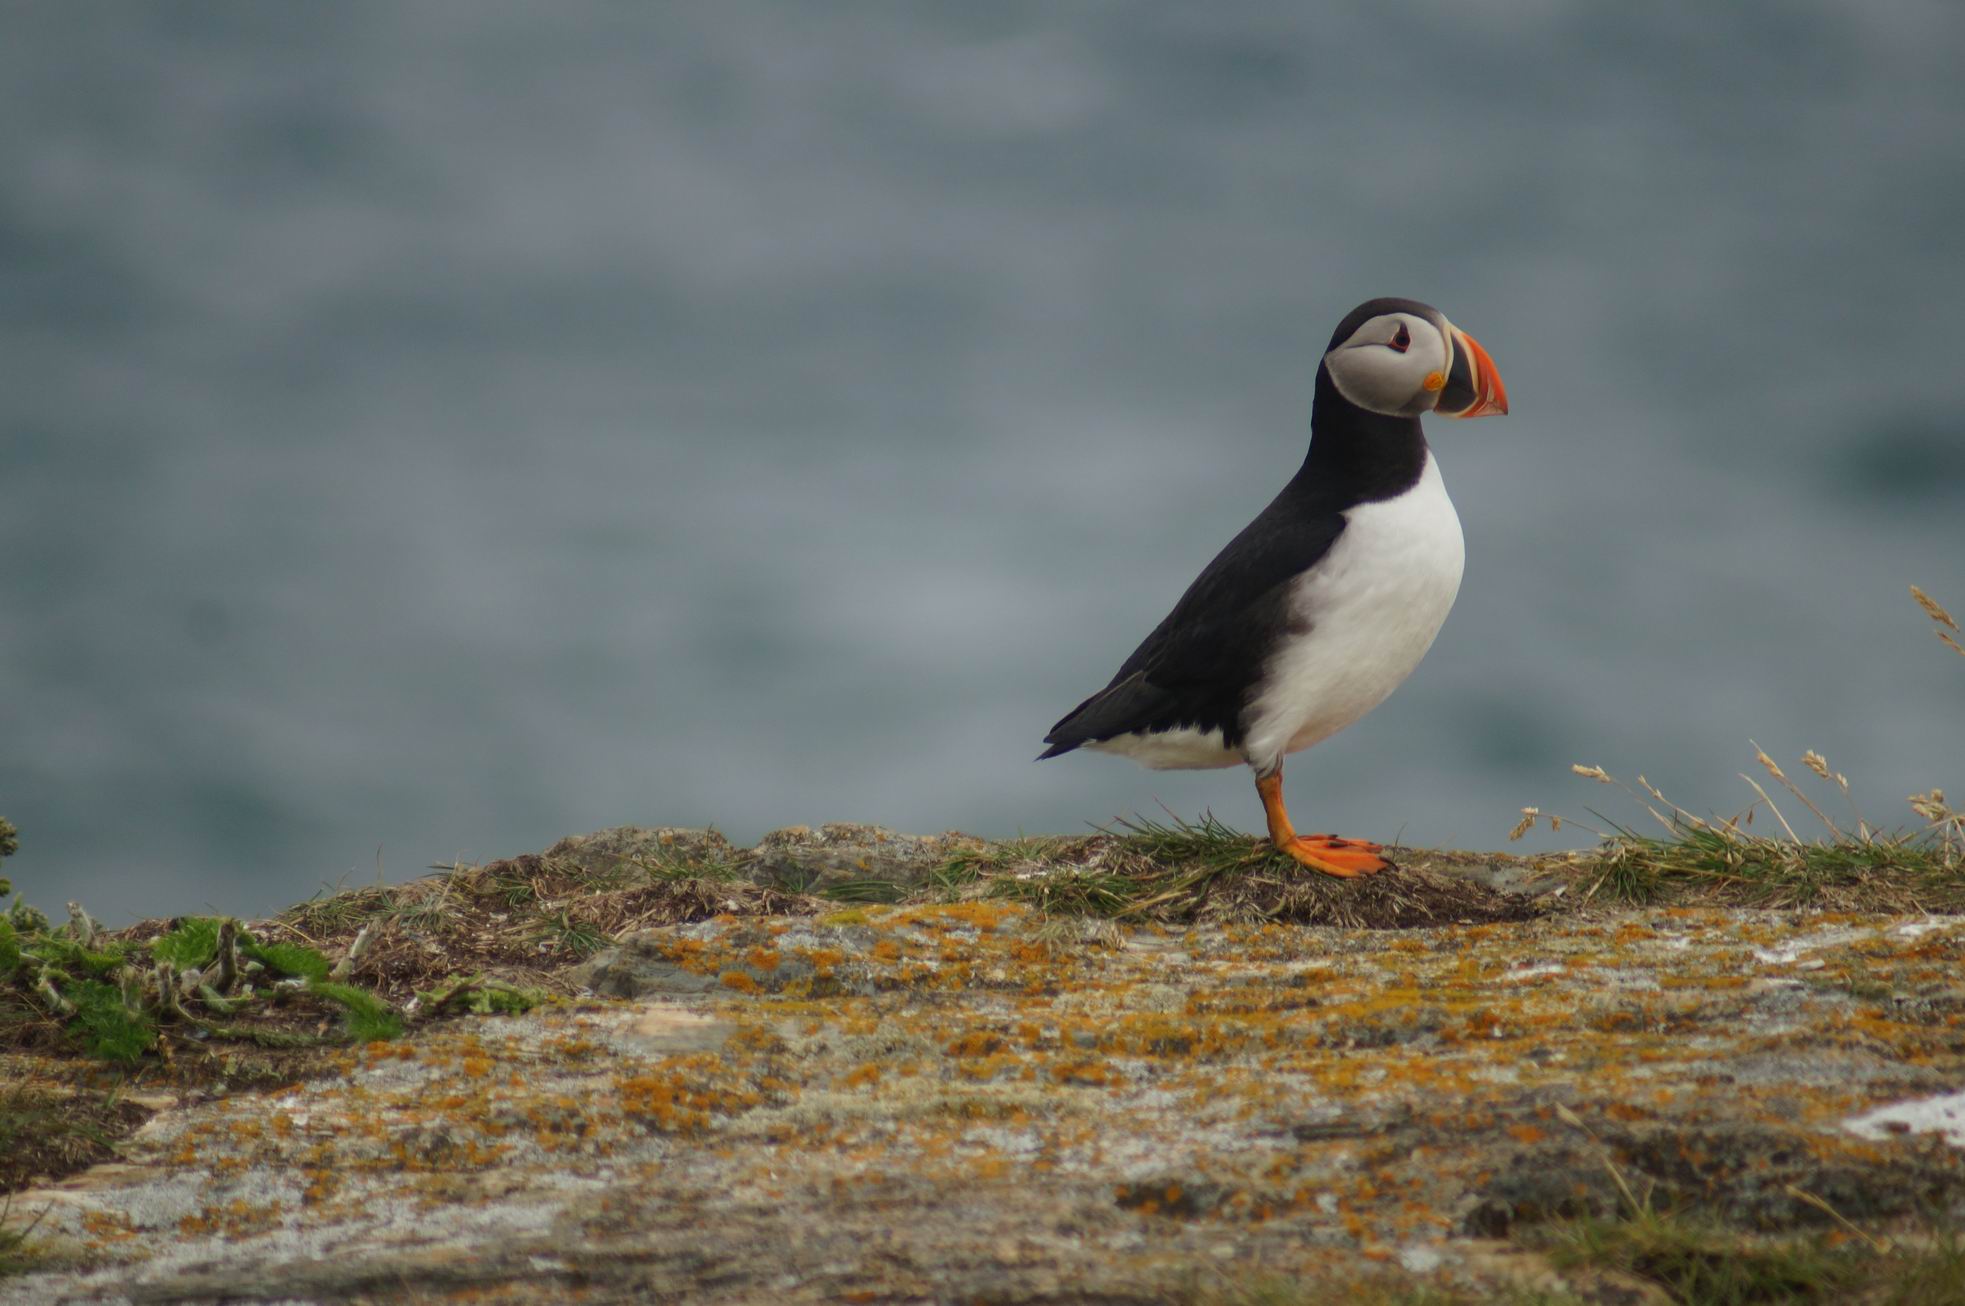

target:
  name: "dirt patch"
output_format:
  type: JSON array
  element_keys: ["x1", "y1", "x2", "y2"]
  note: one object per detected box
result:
[
  {"x1": 1191, "y1": 858, "x2": 1545, "y2": 928},
  {"x1": 0, "y1": 1083, "x2": 152, "y2": 1196}
]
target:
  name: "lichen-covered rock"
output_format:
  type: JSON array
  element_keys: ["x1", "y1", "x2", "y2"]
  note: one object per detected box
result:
[
  {"x1": 9, "y1": 901, "x2": 1965, "y2": 1303},
  {"x1": 573, "y1": 938, "x2": 726, "y2": 997},
  {"x1": 742, "y1": 822, "x2": 984, "y2": 894}
]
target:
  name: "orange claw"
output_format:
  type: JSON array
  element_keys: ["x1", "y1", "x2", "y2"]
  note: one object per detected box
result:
[
  {"x1": 1297, "y1": 834, "x2": 1386, "y2": 854},
  {"x1": 1256, "y1": 771, "x2": 1391, "y2": 880}
]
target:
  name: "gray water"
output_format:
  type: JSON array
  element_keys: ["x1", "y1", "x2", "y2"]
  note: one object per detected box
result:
[{"x1": 3, "y1": 3, "x2": 1962, "y2": 923}]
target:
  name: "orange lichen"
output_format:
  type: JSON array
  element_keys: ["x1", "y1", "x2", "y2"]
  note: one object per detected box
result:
[{"x1": 944, "y1": 1031, "x2": 1008, "y2": 1058}]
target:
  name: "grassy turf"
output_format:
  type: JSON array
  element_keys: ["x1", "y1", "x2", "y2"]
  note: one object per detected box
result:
[{"x1": 1537, "y1": 1202, "x2": 1965, "y2": 1305}]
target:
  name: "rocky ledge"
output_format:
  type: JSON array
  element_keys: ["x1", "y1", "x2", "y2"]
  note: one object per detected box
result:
[{"x1": 3, "y1": 826, "x2": 1963, "y2": 1303}]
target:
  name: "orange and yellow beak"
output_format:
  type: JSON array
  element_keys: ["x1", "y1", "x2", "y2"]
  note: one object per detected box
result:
[{"x1": 1438, "y1": 324, "x2": 1509, "y2": 419}]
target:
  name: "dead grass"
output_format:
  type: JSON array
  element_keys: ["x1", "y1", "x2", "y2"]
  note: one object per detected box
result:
[
  {"x1": 1518, "y1": 586, "x2": 1965, "y2": 912},
  {"x1": 272, "y1": 853, "x2": 817, "y2": 1004},
  {"x1": 1540, "y1": 1208, "x2": 1965, "y2": 1305},
  {"x1": 931, "y1": 812, "x2": 1541, "y2": 928},
  {"x1": 1181, "y1": 1275, "x2": 1585, "y2": 1305}
]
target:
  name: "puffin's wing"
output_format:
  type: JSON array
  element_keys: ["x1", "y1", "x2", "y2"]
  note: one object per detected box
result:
[{"x1": 1039, "y1": 503, "x2": 1346, "y2": 758}]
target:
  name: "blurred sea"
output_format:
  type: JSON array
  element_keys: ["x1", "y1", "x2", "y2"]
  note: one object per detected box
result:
[{"x1": 3, "y1": 3, "x2": 1963, "y2": 922}]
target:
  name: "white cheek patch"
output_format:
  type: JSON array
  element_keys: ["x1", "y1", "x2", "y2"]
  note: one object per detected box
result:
[{"x1": 1325, "y1": 316, "x2": 1449, "y2": 416}]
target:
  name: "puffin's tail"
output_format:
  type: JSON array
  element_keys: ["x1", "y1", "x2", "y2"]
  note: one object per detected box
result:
[{"x1": 1039, "y1": 672, "x2": 1164, "y2": 761}]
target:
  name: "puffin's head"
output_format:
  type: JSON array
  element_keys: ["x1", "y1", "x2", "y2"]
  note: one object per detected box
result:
[{"x1": 1321, "y1": 297, "x2": 1509, "y2": 421}]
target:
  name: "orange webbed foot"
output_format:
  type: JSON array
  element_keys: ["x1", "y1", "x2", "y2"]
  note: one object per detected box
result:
[
  {"x1": 1275, "y1": 837, "x2": 1391, "y2": 879},
  {"x1": 1255, "y1": 769, "x2": 1392, "y2": 880}
]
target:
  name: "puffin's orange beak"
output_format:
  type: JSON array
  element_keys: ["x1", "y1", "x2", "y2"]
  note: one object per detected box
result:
[{"x1": 1442, "y1": 326, "x2": 1509, "y2": 419}]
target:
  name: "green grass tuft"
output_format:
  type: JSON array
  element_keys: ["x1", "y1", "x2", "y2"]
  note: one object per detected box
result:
[
  {"x1": 1581, "y1": 821, "x2": 1962, "y2": 911},
  {"x1": 984, "y1": 812, "x2": 1285, "y2": 919},
  {"x1": 1540, "y1": 1205, "x2": 1965, "y2": 1305},
  {"x1": 819, "y1": 878, "x2": 908, "y2": 905},
  {"x1": 1540, "y1": 592, "x2": 1965, "y2": 913},
  {"x1": 532, "y1": 910, "x2": 610, "y2": 959}
]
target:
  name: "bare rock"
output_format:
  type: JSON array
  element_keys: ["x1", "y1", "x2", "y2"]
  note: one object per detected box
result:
[{"x1": 743, "y1": 822, "x2": 983, "y2": 895}]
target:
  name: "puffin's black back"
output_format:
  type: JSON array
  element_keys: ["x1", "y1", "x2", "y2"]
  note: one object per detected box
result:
[{"x1": 1039, "y1": 305, "x2": 1434, "y2": 758}]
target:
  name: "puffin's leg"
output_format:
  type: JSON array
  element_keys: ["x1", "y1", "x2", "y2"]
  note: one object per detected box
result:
[{"x1": 1255, "y1": 769, "x2": 1389, "y2": 878}]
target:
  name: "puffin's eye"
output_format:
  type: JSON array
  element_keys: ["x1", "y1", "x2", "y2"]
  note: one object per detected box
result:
[{"x1": 1388, "y1": 323, "x2": 1411, "y2": 353}]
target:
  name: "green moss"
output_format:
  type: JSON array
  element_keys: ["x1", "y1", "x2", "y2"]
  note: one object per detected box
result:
[
  {"x1": 307, "y1": 980, "x2": 404, "y2": 1042},
  {"x1": 151, "y1": 917, "x2": 223, "y2": 970},
  {"x1": 62, "y1": 978, "x2": 156, "y2": 1064},
  {"x1": 417, "y1": 975, "x2": 544, "y2": 1016},
  {"x1": 31, "y1": 933, "x2": 127, "y2": 978},
  {"x1": 0, "y1": 920, "x2": 18, "y2": 981},
  {"x1": 242, "y1": 940, "x2": 331, "y2": 982}
]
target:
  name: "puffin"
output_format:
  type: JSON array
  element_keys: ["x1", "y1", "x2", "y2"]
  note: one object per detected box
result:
[{"x1": 1038, "y1": 298, "x2": 1509, "y2": 878}]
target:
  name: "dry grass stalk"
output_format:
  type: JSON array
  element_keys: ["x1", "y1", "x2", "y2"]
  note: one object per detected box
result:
[
  {"x1": 1911, "y1": 585, "x2": 1965, "y2": 656},
  {"x1": 1752, "y1": 739, "x2": 1844, "y2": 838},
  {"x1": 1910, "y1": 584, "x2": 1959, "y2": 630}
]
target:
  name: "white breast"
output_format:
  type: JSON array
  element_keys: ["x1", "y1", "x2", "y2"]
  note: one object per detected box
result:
[{"x1": 1239, "y1": 451, "x2": 1464, "y2": 773}]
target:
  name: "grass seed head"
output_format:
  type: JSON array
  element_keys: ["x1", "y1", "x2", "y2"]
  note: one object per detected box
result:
[
  {"x1": 1909, "y1": 790, "x2": 1953, "y2": 823},
  {"x1": 1910, "y1": 584, "x2": 1959, "y2": 631},
  {"x1": 1571, "y1": 764, "x2": 1612, "y2": 783},
  {"x1": 1508, "y1": 808, "x2": 1538, "y2": 842},
  {"x1": 1801, "y1": 750, "x2": 1831, "y2": 781}
]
